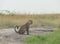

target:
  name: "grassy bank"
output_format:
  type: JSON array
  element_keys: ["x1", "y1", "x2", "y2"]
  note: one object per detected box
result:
[
  {"x1": 0, "y1": 14, "x2": 60, "y2": 28},
  {"x1": 25, "y1": 28, "x2": 60, "y2": 44}
]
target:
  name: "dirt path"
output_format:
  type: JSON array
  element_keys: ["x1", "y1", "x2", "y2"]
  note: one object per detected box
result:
[{"x1": 0, "y1": 27, "x2": 55, "y2": 44}]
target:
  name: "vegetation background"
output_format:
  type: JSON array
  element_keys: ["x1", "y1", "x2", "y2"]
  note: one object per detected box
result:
[
  {"x1": 0, "y1": 13, "x2": 60, "y2": 44},
  {"x1": 0, "y1": 14, "x2": 60, "y2": 28}
]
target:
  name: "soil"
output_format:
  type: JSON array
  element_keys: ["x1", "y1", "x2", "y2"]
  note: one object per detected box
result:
[{"x1": 0, "y1": 27, "x2": 56, "y2": 44}]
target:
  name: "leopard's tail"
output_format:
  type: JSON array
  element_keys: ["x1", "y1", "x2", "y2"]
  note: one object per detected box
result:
[{"x1": 14, "y1": 25, "x2": 20, "y2": 33}]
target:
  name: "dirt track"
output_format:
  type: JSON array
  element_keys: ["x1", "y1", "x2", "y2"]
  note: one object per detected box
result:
[{"x1": 0, "y1": 27, "x2": 55, "y2": 44}]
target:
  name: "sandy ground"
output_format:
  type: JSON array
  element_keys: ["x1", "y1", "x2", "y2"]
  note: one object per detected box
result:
[{"x1": 0, "y1": 27, "x2": 55, "y2": 44}]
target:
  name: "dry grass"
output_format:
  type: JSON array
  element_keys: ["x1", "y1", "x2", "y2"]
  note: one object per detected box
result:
[{"x1": 0, "y1": 14, "x2": 60, "y2": 28}]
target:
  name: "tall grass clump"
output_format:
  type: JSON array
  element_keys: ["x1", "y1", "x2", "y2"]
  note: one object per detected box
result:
[{"x1": 0, "y1": 14, "x2": 60, "y2": 28}]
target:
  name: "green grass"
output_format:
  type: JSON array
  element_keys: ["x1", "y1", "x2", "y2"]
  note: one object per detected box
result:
[
  {"x1": 25, "y1": 35, "x2": 47, "y2": 44},
  {"x1": 25, "y1": 28, "x2": 60, "y2": 44}
]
